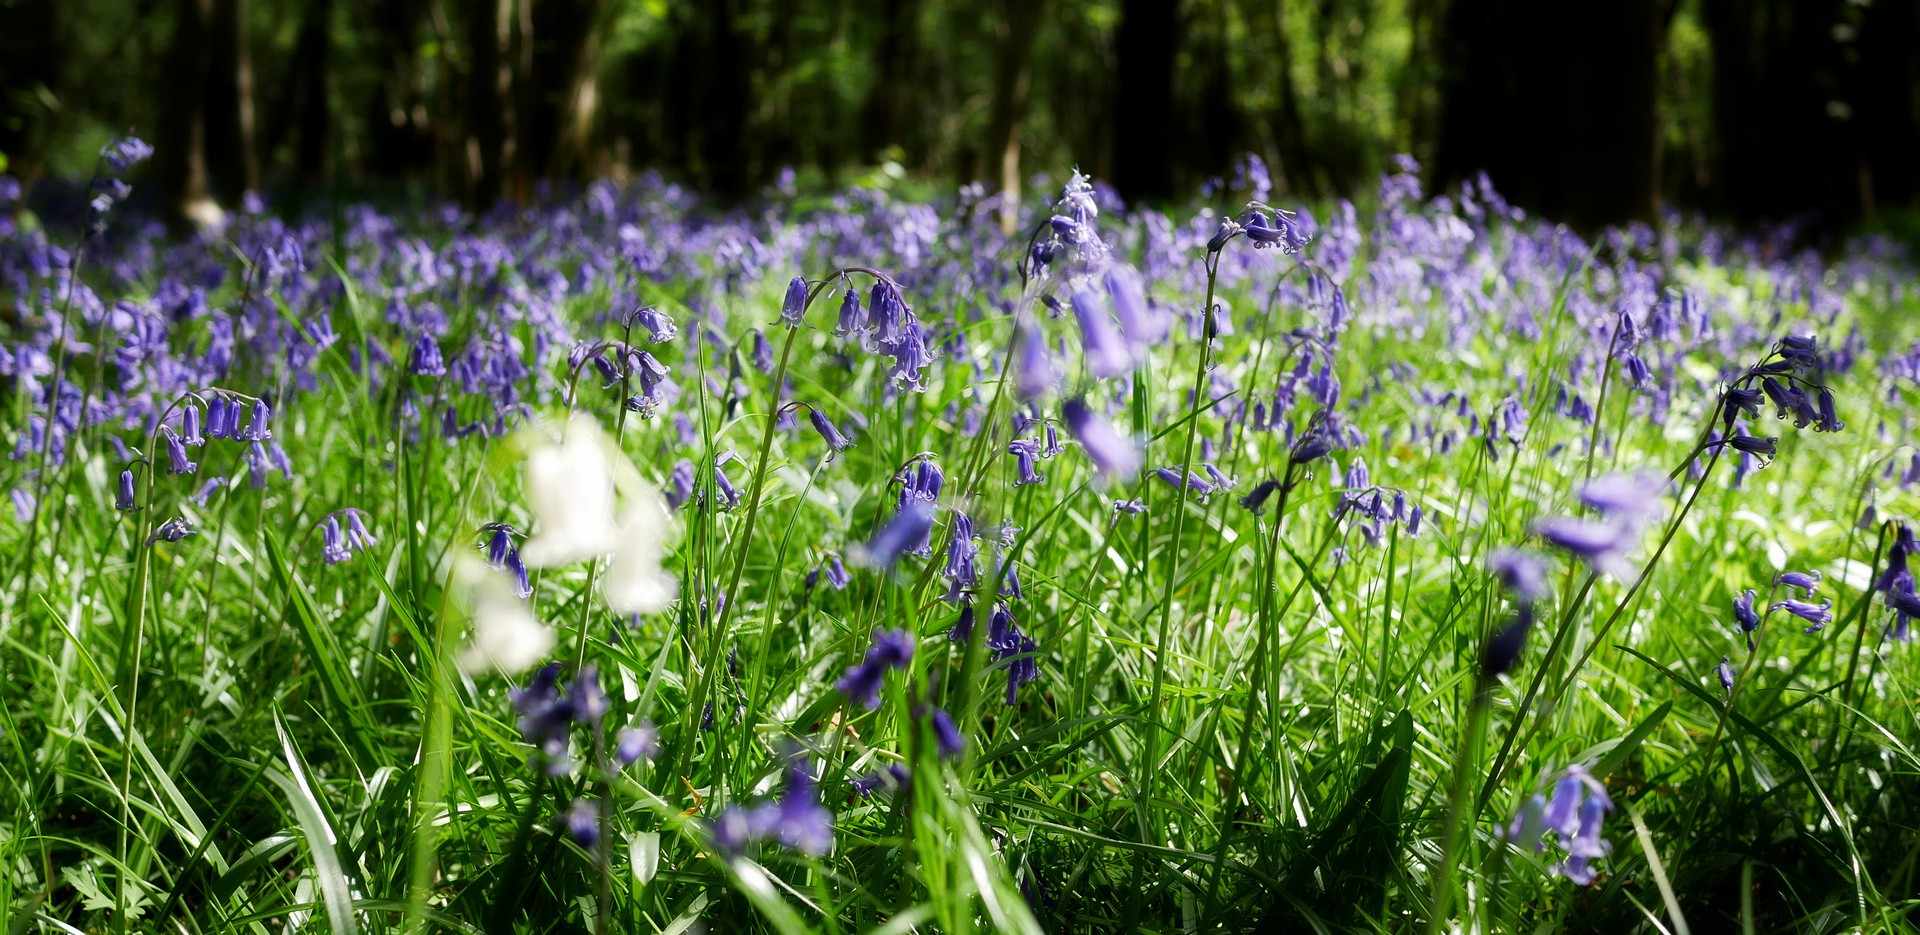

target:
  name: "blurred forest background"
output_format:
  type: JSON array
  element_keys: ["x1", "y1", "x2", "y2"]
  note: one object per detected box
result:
[{"x1": 1, "y1": 0, "x2": 1916, "y2": 234}]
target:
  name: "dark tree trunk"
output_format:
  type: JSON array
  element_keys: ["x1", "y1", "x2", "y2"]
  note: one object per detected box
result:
[
  {"x1": 360, "y1": 0, "x2": 432, "y2": 178},
  {"x1": 1262, "y1": 0, "x2": 1319, "y2": 195},
  {"x1": 862, "y1": 0, "x2": 918, "y2": 162},
  {"x1": 516, "y1": 0, "x2": 603, "y2": 187},
  {"x1": 0, "y1": 0, "x2": 63, "y2": 183},
  {"x1": 156, "y1": 0, "x2": 215, "y2": 225},
  {"x1": 203, "y1": 0, "x2": 257, "y2": 199},
  {"x1": 1700, "y1": 0, "x2": 1853, "y2": 226},
  {"x1": 1850, "y1": 0, "x2": 1919, "y2": 216},
  {"x1": 1111, "y1": 0, "x2": 1179, "y2": 203},
  {"x1": 984, "y1": 0, "x2": 1045, "y2": 231},
  {"x1": 463, "y1": 0, "x2": 509, "y2": 208},
  {"x1": 663, "y1": 0, "x2": 751, "y2": 197},
  {"x1": 1435, "y1": 0, "x2": 1661, "y2": 230}
]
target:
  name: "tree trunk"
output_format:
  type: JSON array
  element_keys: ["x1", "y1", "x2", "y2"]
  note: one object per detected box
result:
[
  {"x1": 1111, "y1": 0, "x2": 1179, "y2": 203},
  {"x1": 1435, "y1": 0, "x2": 1660, "y2": 230},
  {"x1": 463, "y1": 0, "x2": 509, "y2": 208},
  {"x1": 203, "y1": 0, "x2": 257, "y2": 199},
  {"x1": 863, "y1": 0, "x2": 918, "y2": 162},
  {"x1": 156, "y1": 0, "x2": 215, "y2": 227},
  {"x1": 1848, "y1": 0, "x2": 1918, "y2": 217},
  {"x1": 984, "y1": 0, "x2": 1044, "y2": 232}
]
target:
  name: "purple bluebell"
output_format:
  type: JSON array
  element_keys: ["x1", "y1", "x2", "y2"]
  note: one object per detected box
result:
[
  {"x1": 1814, "y1": 388, "x2": 1843, "y2": 433},
  {"x1": 808, "y1": 409, "x2": 853, "y2": 451},
  {"x1": 1728, "y1": 434, "x2": 1777, "y2": 457},
  {"x1": 321, "y1": 516, "x2": 351, "y2": 565},
  {"x1": 181, "y1": 403, "x2": 206, "y2": 446},
  {"x1": 481, "y1": 523, "x2": 532, "y2": 598},
  {"x1": 512, "y1": 663, "x2": 576, "y2": 775},
  {"x1": 410, "y1": 334, "x2": 446, "y2": 376},
  {"x1": 860, "y1": 499, "x2": 936, "y2": 570},
  {"x1": 633, "y1": 307, "x2": 678, "y2": 343},
  {"x1": 242, "y1": 400, "x2": 272, "y2": 442},
  {"x1": 835, "y1": 282, "x2": 865, "y2": 336},
  {"x1": 712, "y1": 454, "x2": 741, "y2": 510},
  {"x1": 1733, "y1": 588, "x2": 1761, "y2": 649},
  {"x1": 1014, "y1": 323, "x2": 1059, "y2": 400},
  {"x1": 1070, "y1": 287, "x2": 1134, "y2": 378},
  {"x1": 115, "y1": 470, "x2": 138, "y2": 512},
  {"x1": 1062, "y1": 398, "x2": 1140, "y2": 482},
  {"x1": 161, "y1": 427, "x2": 197, "y2": 475},
  {"x1": 781, "y1": 276, "x2": 809, "y2": 326},
  {"x1": 1480, "y1": 609, "x2": 1534, "y2": 681},
  {"x1": 710, "y1": 757, "x2": 835, "y2": 857},
  {"x1": 566, "y1": 798, "x2": 600, "y2": 847},
  {"x1": 1239, "y1": 479, "x2": 1282, "y2": 514},
  {"x1": 1715, "y1": 656, "x2": 1735, "y2": 695},
  {"x1": 823, "y1": 554, "x2": 851, "y2": 590},
  {"x1": 616, "y1": 724, "x2": 660, "y2": 766},
  {"x1": 949, "y1": 602, "x2": 976, "y2": 643},
  {"x1": 664, "y1": 458, "x2": 696, "y2": 510},
  {"x1": 147, "y1": 517, "x2": 196, "y2": 545},
  {"x1": 1770, "y1": 597, "x2": 1832, "y2": 632},
  {"x1": 1008, "y1": 439, "x2": 1044, "y2": 487},
  {"x1": 1489, "y1": 550, "x2": 1548, "y2": 602},
  {"x1": 101, "y1": 136, "x2": 154, "y2": 172},
  {"x1": 851, "y1": 764, "x2": 912, "y2": 799},
  {"x1": 1775, "y1": 570, "x2": 1821, "y2": 596},
  {"x1": 836, "y1": 628, "x2": 915, "y2": 709},
  {"x1": 944, "y1": 512, "x2": 979, "y2": 588},
  {"x1": 928, "y1": 707, "x2": 964, "y2": 760}
]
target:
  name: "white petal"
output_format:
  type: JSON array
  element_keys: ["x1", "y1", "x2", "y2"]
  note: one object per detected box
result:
[
  {"x1": 604, "y1": 493, "x2": 677, "y2": 615},
  {"x1": 521, "y1": 425, "x2": 622, "y2": 567}
]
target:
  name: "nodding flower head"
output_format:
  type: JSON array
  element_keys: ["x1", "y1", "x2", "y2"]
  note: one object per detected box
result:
[
  {"x1": 410, "y1": 334, "x2": 446, "y2": 376},
  {"x1": 320, "y1": 509, "x2": 375, "y2": 565},
  {"x1": 808, "y1": 409, "x2": 854, "y2": 452},
  {"x1": 147, "y1": 517, "x2": 196, "y2": 546},
  {"x1": 1775, "y1": 569, "x2": 1822, "y2": 597},
  {"x1": 1502, "y1": 764, "x2": 1612, "y2": 886},
  {"x1": 1062, "y1": 399, "x2": 1140, "y2": 483},
  {"x1": 1770, "y1": 596, "x2": 1833, "y2": 633},
  {"x1": 1715, "y1": 656, "x2": 1736, "y2": 695},
  {"x1": 836, "y1": 628, "x2": 915, "y2": 710},
  {"x1": 856, "y1": 498, "x2": 936, "y2": 571},
  {"x1": 1488, "y1": 549, "x2": 1549, "y2": 603},
  {"x1": 781, "y1": 276, "x2": 810, "y2": 326},
  {"x1": 161, "y1": 427, "x2": 197, "y2": 475},
  {"x1": 114, "y1": 469, "x2": 139, "y2": 512}
]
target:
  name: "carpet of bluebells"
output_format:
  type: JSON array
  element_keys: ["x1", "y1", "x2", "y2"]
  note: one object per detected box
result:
[{"x1": 4, "y1": 143, "x2": 1920, "y2": 933}]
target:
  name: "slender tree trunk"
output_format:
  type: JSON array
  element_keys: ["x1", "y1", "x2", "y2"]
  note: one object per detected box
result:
[
  {"x1": 204, "y1": 0, "x2": 256, "y2": 198},
  {"x1": 985, "y1": 0, "x2": 1044, "y2": 233},
  {"x1": 463, "y1": 0, "x2": 508, "y2": 207},
  {"x1": 1111, "y1": 0, "x2": 1179, "y2": 203},
  {"x1": 863, "y1": 0, "x2": 918, "y2": 162},
  {"x1": 157, "y1": 0, "x2": 215, "y2": 227},
  {"x1": 1435, "y1": 0, "x2": 1659, "y2": 229}
]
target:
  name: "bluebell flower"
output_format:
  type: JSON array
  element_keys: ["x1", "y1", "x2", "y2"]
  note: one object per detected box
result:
[
  {"x1": 944, "y1": 511, "x2": 979, "y2": 588},
  {"x1": 242, "y1": 400, "x2": 273, "y2": 442},
  {"x1": 781, "y1": 276, "x2": 810, "y2": 326},
  {"x1": 949, "y1": 602, "x2": 976, "y2": 643},
  {"x1": 1730, "y1": 588, "x2": 1761, "y2": 649},
  {"x1": 146, "y1": 517, "x2": 196, "y2": 545},
  {"x1": 100, "y1": 136, "x2": 154, "y2": 172},
  {"x1": 410, "y1": 334, "x2": 446, "y2": 376},
  {"x1": 1728, "y1": 434, "x2": 1777, "y2": 457},
  {"x1": 1062, "y1": 399, "x2": 1140, "y2": 482},
  {"x1": 1775, "y1": 569, "x2": 1821, "y2": 596},
  {"x1": 664, "y1": 458, "x2": 696, "y2": 510},
  {"x1": 858, "y1": 499, "x2": 936, "y2": 571},
  {"x1": 824, "y1": 554, "x2": 850, "y2": 589},
  {"x1": 712, "y1": 454, "x2": 741, "y2": 510},
  {"x1": 1504, "y1": 764, "x2": 1611, "y2": 885},
  {"x1": 711, "y1": 756, "x2": 835, "y2": 857},
  {"x1": 851, "y1": 764, "x2": 913, "y2": 799},
  {"x1": 834, "y1": 282, "x2": 865, "y2": 336},
  {"x1": 181, "y1": 402, "x2": 206, "y2": 446},
  {"x1": 1008, "y1": 439, "x2": 1044, "y2": 487},
  {"x1": 1070, "y1": 287, "x2": 1134, "y2": 379},
  {"x1": 1488, "y1": 550, "x2": 1550, "y2": 602},
  {"x1": 632, "y1": 306, "x2": 678, "y2": 343},
  {"x1": 808, "y1": 409, "x2": 853, "y2": 451},
  {"x1": 1239, "y1": 479, "x2": 1282, "y2": 514},
  {"x1": 928, "y1": 707, "x2": 964, "y2": 760},
  {"x1": 115, "y1": 469, "x2": 139, "y2": 512},
  {"x1": 512, "y1": 663, "x2": 575, "y2": 775},
  {"x1": 1770, "y1": 597, "x2": 1832, "y2": 632},
  {"x1": 1715, "y1": 656, "x2": 1735, "y2": 695},
  {"x1": 836, "y1": 628, "x2": 915, "y2": 709},
  {"x1": 566, "y1": 797, "x2": 600, "y2": 847},
  {"x1": 161, "y1": 427, "x2": 197, "y2": 475},
  {"x1": 205, "y1": 397, "x2": 233, "y2": 440},
  {"x1": 321, "y1": 516, "x2": 350, "y2": 564},
  {"x1": 1014, "y1": 322, "x2": 1059, "y2": 400},
  {"x1": 615, "y1": 723, "x2": 660, "y2": 766},
  {"x1": 1480, "y1": 609, "x2": 1534, "y2": 681}
]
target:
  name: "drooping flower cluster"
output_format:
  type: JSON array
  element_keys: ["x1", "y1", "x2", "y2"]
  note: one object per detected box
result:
[
  {"x1": 1503, "y1": 764, "x2": 1614, "y2": 885},
  {"x1": 709, "y1": 754, "x2": 835, "y2": 858},
  {"x1": 1874, "y1": 522, "x2": 1920, "y2": 641},
  {"x1": 1532, "y1": 471, "x2": 1668, "y2": 580},
  {"x1": 318, "y1": 508, "x2": 377, "y2": 565},
  {"x1": 836, "y1": 628, "x2": 915, "y2": 710}
]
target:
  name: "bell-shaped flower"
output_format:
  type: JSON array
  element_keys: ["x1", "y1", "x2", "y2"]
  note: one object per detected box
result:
[{"x1": 520, "y1": 420, "x2": 623, "y2": 567}]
